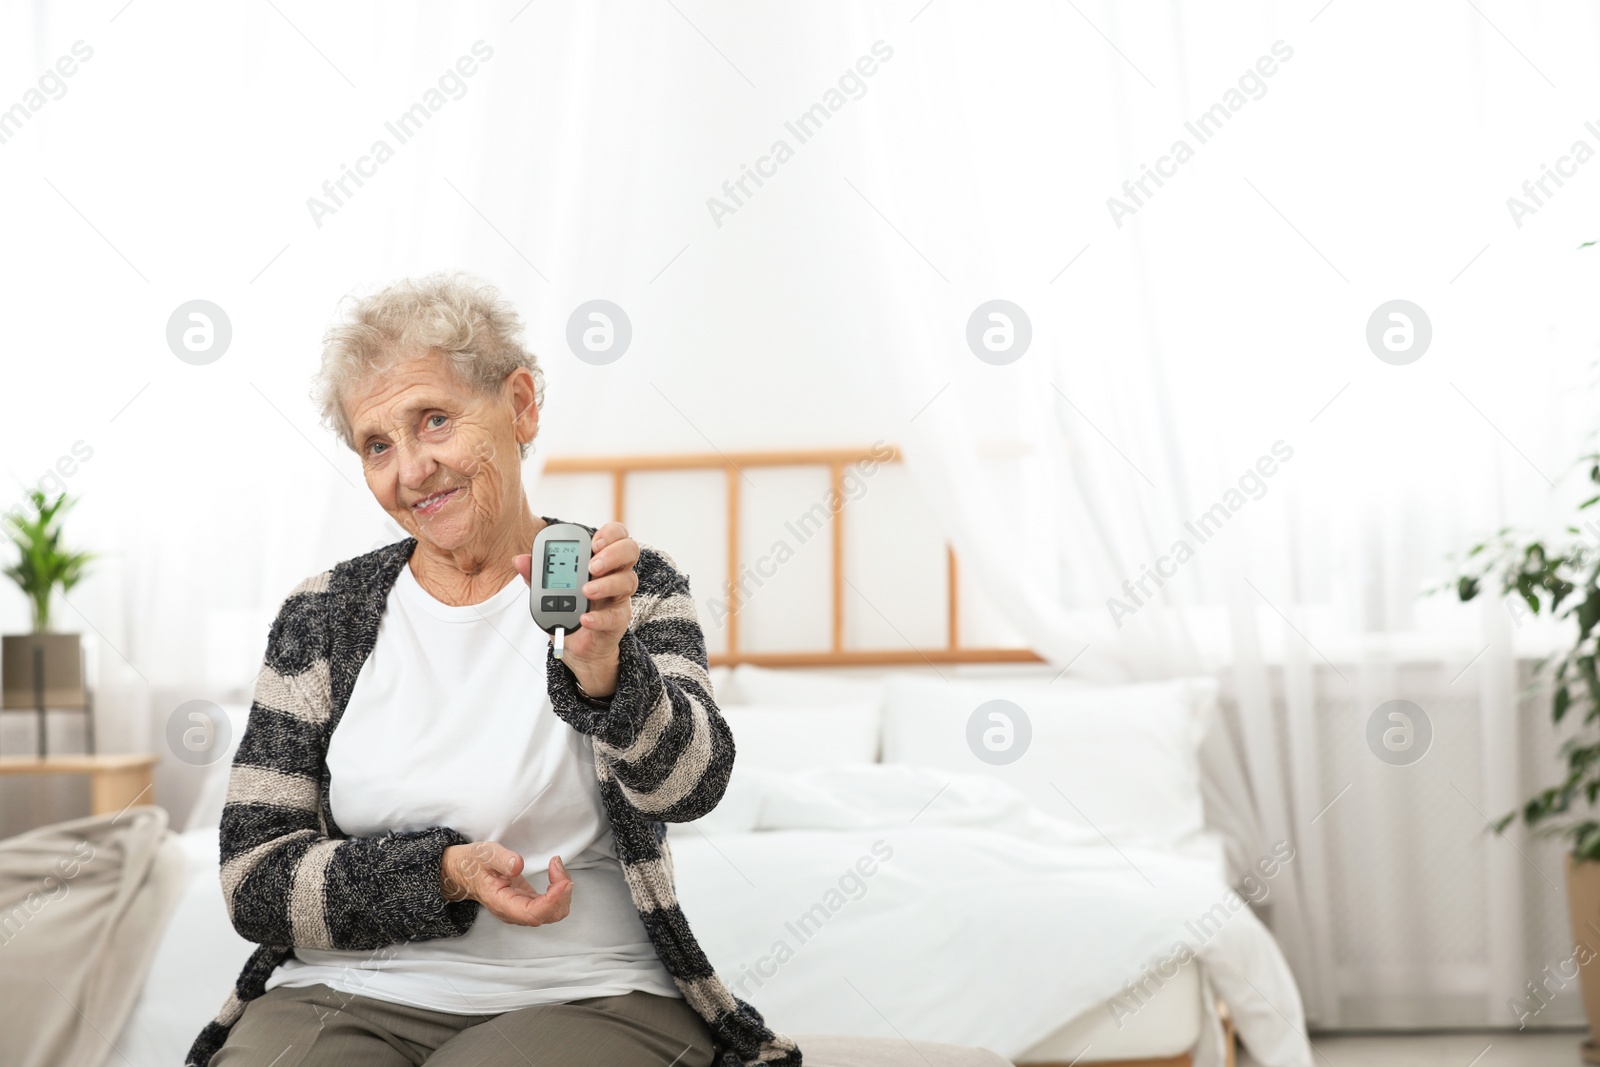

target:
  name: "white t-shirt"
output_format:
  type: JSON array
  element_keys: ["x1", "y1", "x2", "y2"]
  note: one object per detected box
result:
[{"x1": 265, "y1": 562, "x2": 681, "y2": 1013}]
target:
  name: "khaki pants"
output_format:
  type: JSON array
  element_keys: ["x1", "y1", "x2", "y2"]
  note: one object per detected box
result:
[{"x1": 210, "y1": 983, "x2": 718, "y2": 1067}]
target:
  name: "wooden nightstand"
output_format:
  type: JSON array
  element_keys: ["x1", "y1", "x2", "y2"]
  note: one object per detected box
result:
[{"x1": 0, "y1": 754, "x2": 157, "y2": 815}]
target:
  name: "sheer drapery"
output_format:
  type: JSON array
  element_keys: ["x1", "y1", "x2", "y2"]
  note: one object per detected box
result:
[{"x1": 842, "y1": 0, "x2": 1600, "y2": 1031}]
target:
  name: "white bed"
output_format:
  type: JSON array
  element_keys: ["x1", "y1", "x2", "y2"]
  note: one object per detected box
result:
[{"x1": 109, "y1": 667, "x2": 1311, "y2": 1067}]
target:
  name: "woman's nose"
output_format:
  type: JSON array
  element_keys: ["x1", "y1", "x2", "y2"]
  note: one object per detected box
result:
[{"x1": 395, "y1": 438, "x2": 436, "y2": 490}]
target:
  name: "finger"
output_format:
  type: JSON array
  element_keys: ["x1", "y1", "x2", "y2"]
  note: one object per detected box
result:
[
  {"x1": 581, "y1": 569, "x2": 638, "y2": 602},
  {"x1": 590, "y1": 533, "x2": 638, "y2": 578},
  {"x1": 490, "y1": 890, "x2": 548, "y2": 928},
  {"x1": 591, "y1": 522, "x2": 629, "y2": 559},
  {"x1": 500, "y1": 872, "x2": 567, "y2": 902},
  {"x1": 544, "y1": 882, "x2": 575, "y2": 921},
  {"x1": 532, "y1": 869, "x2": 574, "y2": 901},
  {"x1": 517, "y1": 882, "x2": 572, "y2": 925},
  {"x1": 512, "y1": 553, "x2": 533, "y2": 586},
  {"x1": 490, "y1": 844, "x2": 525, "y2": 879},
  {"x1": 576, "y1": 597, "x2": 629, "y2": 629},
  {"x1": 580, "y1": 603, "x2": 629, "y2": 634},
  {"x1": 487, "y1": 881, "x2": 540, "y2": 914},
  {"x1": 486, "y1": 875, "x2": 550, "y2": 905}
]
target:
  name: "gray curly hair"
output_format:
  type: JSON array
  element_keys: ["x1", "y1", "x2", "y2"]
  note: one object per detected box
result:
[{"x1": 312, "y1": 271, "x2": 545, "y2": 459}]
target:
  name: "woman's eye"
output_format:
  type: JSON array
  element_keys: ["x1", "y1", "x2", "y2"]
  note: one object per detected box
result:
[
  {"x1": 368, "y1": 442, "x2": 388, "y2": 457},
  {"x1": 428, "y1": 415, "x2": 447, "y2": 429}
]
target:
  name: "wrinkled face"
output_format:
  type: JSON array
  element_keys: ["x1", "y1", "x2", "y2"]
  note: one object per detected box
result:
[{"x1": 344, "y1": 353, "x2": 536, "y2": 552}]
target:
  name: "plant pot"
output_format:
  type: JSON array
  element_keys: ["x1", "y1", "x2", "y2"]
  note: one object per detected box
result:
[
  {"x1": 1567, "y1": 855, "x2": 1600, "y2": 1062},
  {"x1": 2, "y1": 632, "x2": 84, "y2": 709}
]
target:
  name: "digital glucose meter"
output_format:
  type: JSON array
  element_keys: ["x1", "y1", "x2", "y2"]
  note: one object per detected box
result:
[{"x1": 530, "y1": 522, "x2": 591, "y2": 659}]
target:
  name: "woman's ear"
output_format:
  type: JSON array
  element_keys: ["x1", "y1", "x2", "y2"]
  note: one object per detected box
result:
[{"x1": 507, "y1": 367, "x2": 540, "y2": 445}]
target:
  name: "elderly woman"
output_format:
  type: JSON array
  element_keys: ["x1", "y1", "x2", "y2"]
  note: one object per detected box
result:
[{"x1": 185, "y1": 274, "x2": 800, "y2": 1067}]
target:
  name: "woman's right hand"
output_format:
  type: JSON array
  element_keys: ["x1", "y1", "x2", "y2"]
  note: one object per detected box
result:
[{"x1": 440, "y1": 842, "x2": 573, "y2": 926}]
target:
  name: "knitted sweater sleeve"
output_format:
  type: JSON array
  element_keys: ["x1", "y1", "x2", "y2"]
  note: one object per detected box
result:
[
  {"x1": 546, "y1": 544, "x2": 734, "y2": 823},
  {"x1": 218, "y1": 572, "x2": 479, "y2": 951}
]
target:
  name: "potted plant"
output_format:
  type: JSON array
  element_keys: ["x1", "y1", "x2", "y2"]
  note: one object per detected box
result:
[
  {"x1": 1, "y1": 489, "x2": 96, "y2": 756},
  {"x1": 1450, "y1": 456, "x2": 1600, "y2": 1052}
]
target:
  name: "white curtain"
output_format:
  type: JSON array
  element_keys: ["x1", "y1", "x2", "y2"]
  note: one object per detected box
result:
[
  {"x1": 841, "y1": 0, "x2": 1600, "y2": 1032},
  {"x1": 7, "y1": 0, "x2": 1600, "y2": 1033}
]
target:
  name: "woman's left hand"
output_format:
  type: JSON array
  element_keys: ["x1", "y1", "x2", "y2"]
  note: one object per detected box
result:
[{"x1": 514, "y1": 521, "x2": 638, "y2": 698}]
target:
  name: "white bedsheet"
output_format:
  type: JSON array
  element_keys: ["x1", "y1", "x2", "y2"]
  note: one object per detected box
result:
[
  {"x1": 117, "y1": 766, "x2": 1311, "y2": 1067},
  {"x1": 672, "y1": 765, "x2": 1312, "y2": 1067}
]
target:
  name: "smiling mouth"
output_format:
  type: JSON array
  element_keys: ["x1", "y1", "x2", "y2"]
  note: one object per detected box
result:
[{"x1": 412, "y1": 487, "x2": 460, "y2": 513}]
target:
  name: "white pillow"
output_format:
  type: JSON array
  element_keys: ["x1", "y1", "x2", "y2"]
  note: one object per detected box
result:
[
  {"x1": 678, "y1": 763, "x2": 765, "y2": 835},
  {"x1": 880, "y1": 675, "x2": 1215, "y2": 849},
  {"x1": 707, "y1": 665, "x2": 732, "y2": 702},
  {"x1": 724, "y1": 664, "x2": 883, "y2": 711},
  {"x1": 720, "y1": 701, "x2": 881, "y2": 770}
]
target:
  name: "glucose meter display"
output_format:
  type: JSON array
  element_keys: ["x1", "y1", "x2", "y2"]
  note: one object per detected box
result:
[{"x1": 542, "y1": 540, "x2": 582, "y2": 590}]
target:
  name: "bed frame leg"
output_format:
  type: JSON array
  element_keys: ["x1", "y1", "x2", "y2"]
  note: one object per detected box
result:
[{"x1": 1219, "y1": 996, "x2": 1236, "y2": 1067}]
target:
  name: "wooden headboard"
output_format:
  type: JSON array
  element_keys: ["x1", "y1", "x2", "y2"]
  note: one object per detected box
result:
[{"x1": 543, "y1": 445, "x2": 1042, "y2": 669}]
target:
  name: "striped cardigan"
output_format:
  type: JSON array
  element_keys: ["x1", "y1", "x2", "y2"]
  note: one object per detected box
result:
[{"x1": 186, "y1": 521, "x2": 802, "y2": 1067}]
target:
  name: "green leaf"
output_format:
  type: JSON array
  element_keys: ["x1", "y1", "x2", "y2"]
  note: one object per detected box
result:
[
  {"x1": 1441, "y1": 471, "x2": 1600, "y2": 856},
  {"x1": 0, "y1": 489, "x2": 94, "y2": 632},
  {"x1": 1577, "y1": 823, "x2": 1600, "y2": 861},
  {"x1": 1554, "y1": 580, "x2": 1576, "y2": 612},
  {"x1": 1580, "y1": 595, "x2": 1600, "y2": 639}
]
